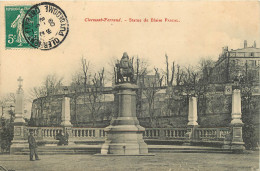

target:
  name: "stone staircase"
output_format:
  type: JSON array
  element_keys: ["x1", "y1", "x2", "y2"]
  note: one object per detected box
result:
[
  {"x1": 13, "y1": 144, "x2": 232, "y2": 155},
  {"x1": 148, "y1": 145, "x2": 231, "y2": 153},
  {"x1": 15, "y1": 145, "x2": 101, "y2": 155}
]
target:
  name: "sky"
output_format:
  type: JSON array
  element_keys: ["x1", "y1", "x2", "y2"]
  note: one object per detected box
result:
[{"x1": 0, "y1": 1, "x2": 260, "y2": 117}]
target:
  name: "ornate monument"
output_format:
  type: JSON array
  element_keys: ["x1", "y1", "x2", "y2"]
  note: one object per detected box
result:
[
  {"x1": 100, "y1": 52, "x2": 149, "y2": 155},
  {"x1": 11, "y1": 77, "x2": 27, "y2": 153},
  {"x1": 115, "y1": 52, "x2": 134, "y2": 84}
]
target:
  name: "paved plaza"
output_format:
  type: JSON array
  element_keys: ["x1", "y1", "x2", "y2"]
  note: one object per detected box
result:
[{"x1": 0, "y1": 151, "x2": 259, "y2": 171}]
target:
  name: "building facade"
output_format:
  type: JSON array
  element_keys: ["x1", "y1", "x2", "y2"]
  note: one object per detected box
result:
[{"x1": 210, "y1": 40, "x2": 260, "y2": 83}]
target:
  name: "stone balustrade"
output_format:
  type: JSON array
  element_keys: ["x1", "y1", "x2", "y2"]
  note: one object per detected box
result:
[
  {"x1": 27, "y1": 127, "x2": 63, "y2": 139},
  {"x1": 41, "y1": 127, "x2": 63, "y2": 138},
  {"x1": 195, "y1": 127, "x2": 230, "y2": 140},
  {"x1": 25, "y1": 126, "x2": 229, "y2": 142},
  {"x1": 71, "y1": 128, "x2": 106, "y2": 138},
  {"x1": 143, "y1": 128, "x2": 187, "y2": 139}
]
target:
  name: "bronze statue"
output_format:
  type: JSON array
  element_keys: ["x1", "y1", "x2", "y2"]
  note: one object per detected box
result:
[{"x1": 115, "y1": 52, "x2": 134, "y2": 84}]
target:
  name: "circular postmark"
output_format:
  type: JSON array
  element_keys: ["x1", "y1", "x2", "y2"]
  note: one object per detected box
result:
[{"x1": 22, "y1": 2, "x2": 69, "y2": 50}]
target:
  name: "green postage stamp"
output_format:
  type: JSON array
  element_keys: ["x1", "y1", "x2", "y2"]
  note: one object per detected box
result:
[
  {"x1": 5, "y1": 2, "x2": 69, "y2": 50},
  {"x1": 5, "y1": 6, "x2": 38, "y2": 48}
]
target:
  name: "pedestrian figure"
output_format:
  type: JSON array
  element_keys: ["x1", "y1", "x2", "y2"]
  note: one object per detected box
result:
[
  {"x1": 56, "y1": 131, "x2": 68, "y2": 146},
  {"x1": 65, "y1": 131, "x2": 69, "y2": 145},
  {"x1": 28, "y1": 131, "x2": 40, "y2": 161}
]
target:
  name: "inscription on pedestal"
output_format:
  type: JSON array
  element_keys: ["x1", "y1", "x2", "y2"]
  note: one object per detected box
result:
[
  {"x1": 14, "y1": 127, "x2": 21, "y2": 136},
  {"x1": 233, "y1": 127, "x2": 242, "y2": 138}
]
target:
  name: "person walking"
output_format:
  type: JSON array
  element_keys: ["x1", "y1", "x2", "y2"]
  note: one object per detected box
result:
[{"x1": 28, "y1": 131, "x2": 40, "y2": 161}]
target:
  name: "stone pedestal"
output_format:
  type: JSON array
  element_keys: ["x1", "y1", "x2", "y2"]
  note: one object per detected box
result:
[
  {"x1": 185, "y1": 96, "x2": 199, "y2": 144},
  {"x1": 100, "y1": 83, "x2": 149, "y2": 155},
  {"x1": 61, "y1": 97, "x2": 72, "y2": 127},
  {"x1": 10, "y1": 124, "x2": 28, "y2": 154},
  {"x1": 223, "y1": 89, "x2": 245, "y2": 152},
  {"x1": 61, "y1": 96, "x2": 74, "y2": 145},
  {"x1": 187, "y1": 97, "x2": 198, "y2": 126},
  {"x1": 230, "y1": 125, "x2": 245, "y2": 151},
  {"x1": 185, "y1": 125, "x2": 198, "y2": 140},
  {"x1": 231, "y1": 89, "x2": 243, "y2": 125}
]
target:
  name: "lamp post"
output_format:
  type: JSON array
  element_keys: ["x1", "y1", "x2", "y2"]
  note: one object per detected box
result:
[
  {"x1": 63, "y1": 86, "x2": 69, "y2": 96},
  {"x1": 233, "y1": 76, "x2": 240, "y2": 90},
  {"x1": 10, "y1": 105, "x2": 15, "y2": 112},
  {"x1": 10, "y1": 105, "x2": 15, "y2": 122}
]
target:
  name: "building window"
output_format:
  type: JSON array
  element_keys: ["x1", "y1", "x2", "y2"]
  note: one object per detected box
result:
[{"x1": 251, "y1": 52, "x2": 254, "y2": 57}]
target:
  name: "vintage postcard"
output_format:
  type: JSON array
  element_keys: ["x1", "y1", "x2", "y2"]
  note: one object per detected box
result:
[{"x1": 0, "y1": 1, "x2": 259, "y2": 171}]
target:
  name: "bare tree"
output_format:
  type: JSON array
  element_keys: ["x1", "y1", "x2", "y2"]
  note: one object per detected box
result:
[
  {"x1": 29, "y1": 74, "x2": 64, "y2": 101},
  {"x1": 68, "y1": 57, "x2": 90, "y2": 125},
  {"x1": 176, "y1": 64, "x2": 184, "y2": 86},
  {"x1": 0, "y1": 93, "x2": 17, "y2": 126},
  {"x1": 71, "y1": 57, "x2": 106, "y2": 126},
  {"x1": 142, "y1": 68, "x2": 163, "y2": 127},
  {"x1": 165, "y1": 54, "x2": 175, "y2": 86},
  {"x1": 181, "y1": 66, "x2": 199, "y2": 95},
  {"x1": 239, "y1": 62, "x2": 257, "y2": 150},
  {"x1": 81, "y1": 57, "x2": 90, "y2": 95},
  {"x1": 135, "y1": 57, "x2": 149, "y2": 118},
  {"x1": 0, "y1": 96, "x2": 8, "y2": 124},
  {"x1": 106, "y1": 56, "x2": 118, "y2": 85},
  {"x1": 29, "y1": 74, "x2": 64, "y2": 126},
  {"x1": 198, "y1": 58, "x2": 215, "y2": 83},
  {"x1": 7, "y1": 93, "x2": 16, "y2": 104},
  {"x1": 70, "y1": 72, "x2": 82, "y2": 126},
  {"x1": 44, "y1": 74, "x2": 64, "y2": 96},
  {"x1": 29, "y1": 87, "x2": 46, "y2": 100},
  {"x1": 195, "y1": 58, "x2": 215, "y2": 114},
  {"x1": 135, "y1": 56, "x2": 149, "y2": 83},
  {"x1": 85, "y1": 68, "x2": 105, "y2": 126}
]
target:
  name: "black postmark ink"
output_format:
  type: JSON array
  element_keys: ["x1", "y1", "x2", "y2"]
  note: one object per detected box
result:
[{"x1": 22, "y1": 2, "x2": 69, "y2": 50}]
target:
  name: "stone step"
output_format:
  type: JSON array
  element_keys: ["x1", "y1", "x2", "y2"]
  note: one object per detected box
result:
[
  {"x1": 16, "y1": 151, "x2": 100, "y2": 155},
  {"x1": 12, "y1": 145, "x2": 231, "y2": 155},
  {"x1": 148, "y1": 149, "x2": 231, "y2": 154}
]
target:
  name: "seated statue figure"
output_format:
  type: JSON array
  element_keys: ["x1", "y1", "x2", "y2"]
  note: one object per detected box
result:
[{"x1": 116, "y1": 52, "x2": 134, "y2": 84}]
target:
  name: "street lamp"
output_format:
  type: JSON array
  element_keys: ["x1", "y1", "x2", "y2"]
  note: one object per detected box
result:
[
  {"x1": 10, "y1": 105, "x2": 15, "y2": 112},
  {"x1": 9, "y1": 105, "x2": 15, "y2": 122},
  {"x1": 63, "y1": 86, "x2": 68, "y2": 96},
  {"x1": 233, "y1": 76, "x2": 240, "y2": 90}
]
